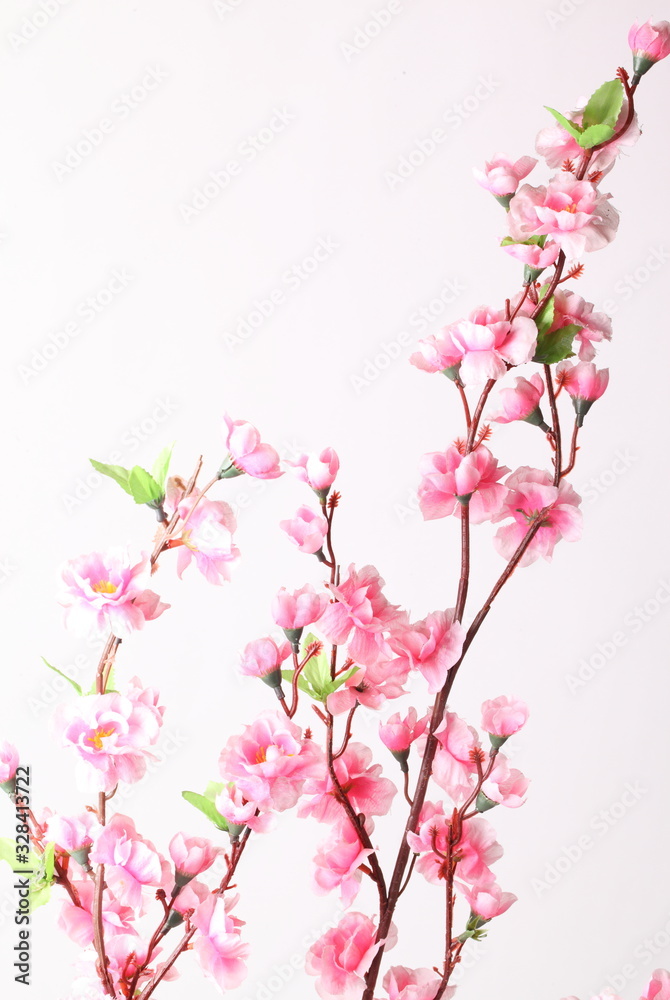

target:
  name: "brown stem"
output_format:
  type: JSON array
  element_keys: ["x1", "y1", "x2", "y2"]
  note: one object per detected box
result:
[
  {"x1": 333, "y1": 704, "x2": 358, "y2": 759},
  {"x1": 561, "y1": 421, "x2": 580, "y2": 477},
  {"x1": 543, "y1": 363, "x2": 562, "y2": 487}
]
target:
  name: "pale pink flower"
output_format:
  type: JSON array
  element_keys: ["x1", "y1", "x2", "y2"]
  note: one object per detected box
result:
[
  {"x1": 219, "y1": 711, "x2": 324, "y2": 811},
  {"x1": 0, "y1": 741, "x2": 19, "y2": 786},
  {"x1": 502, "y1": 239, "x2": 561, "y2": 269},
  {"x1": 193, "y1": 892, "x2": 250, "y2": 992},
  {"x1": 169, "y1": 833, "x2": 220, "y2": 879},
  {"x1": 239, "y1": 637, "x2": 291, "y2": 680},
  {"x1": 641, "y1": 969, "x2": 670, "y2": 999},
  {"x1": 629, "y1": 20, "x2": 670, "y2": 69},
  {"x1": 214, "y1": 784, "x2": 274, "y2": 834},
  {"x1": 59, "y1": 549, "x2": 169, "y2": 639},
  {"x1": 280, "y1": 505, "x2": 328, "y2": 554},
  {"x1": 473, "y1": 153, "x2": 537, "y2": 197},
  {"x1": 552, "y1": 289, "x2": 612, "y2": 362},
  {"x1": 166, "y1": 488, "x2": 240, "y2": 585},
  {"x1": 487, "y1": 374, "x2": 546, "y2": 426},
  {"x1": 306, "y1": 912, "x2": 394, "y2": 1000},
  {"x1": 286, "y1": 448, "x2": 340, "y2": 495},
  {"x1": 418, "y1": 446, "x2": 509, "y2": 524},
  {"x1": 409, "y1": 328, "x2": 462, "y2": 375},
  {"x1": 89, "y1": 814, "x2": 164, "y2": 908},
  {"x1": 380, "y1": 708, "x2": 430, "y2": 755},
  {"x1": 221, "y1": 414, "x2": 282, "y2": 479},
  {"x1": 447, "y1": 315, "x2": 538, "y2": 384},
  {"x1": 58, "y1": 880, "x2": 136, "y2": 947},
  {"x1": 557, "y1": 360, "x2": 609, "y2": 425},
  {"x1": 298, "y1": 742, "x2": 396, "y2": 824},
  {"x1": 312, "y1": 818, "x2": 373, "y2": 907},
  {"x1": 481, "y1": 695, "x2": 529, "y2": 737},
  {"x1": 431, "y1": 713, "x2": 480, "y2": 802},
  {"x1": 61, "y1": 685, "x2": 163, "y2": 794},
  {"x1": 45, "y1": 812, "x2": 102, "y2": 862},
  {"x1": 458, "y1": 817, "x2": 503, "y2": 887},
  {"x1": 535, "y1": 103, "x2": 640, "y2": 174},
  {"x1": 457, "y1": 880, "x2": 517, "y2": 919},
  {"x1": 492, "y1": 467, "x2": 582, "y2": 566},
  {"x1": 272, "y1": 584, "x2": 329, "y2": 629},
  {"x1": 388, "y1": 611, "x2": 465, "y2": 694},
  {"x1": 318, "y1": 564, "x2": 400, "y2": 667},
  {"x1": 509, "y1": 175, "x2": 619, "y2": 259},
  {"x1": 481, "y1": 754, "x2": 529, "y2": 808},
  {"x1": 382, "y1": 966, "x2": 447, "y2": 1000},
  {"x1": 326, "y1": 652, "x2": 410, "y2": 715}
]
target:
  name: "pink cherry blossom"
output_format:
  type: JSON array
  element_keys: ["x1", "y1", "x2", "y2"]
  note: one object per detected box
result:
[
  {"x1": 318, "y1": 564, "x2": 400, "y2": 667},
  {"x1": 61, "y1": 684, "x2": 164, "y2": 794},
  {"x1": 89, "y1": 813, "x2": 164, "y2": 908},
  {"x1": 219, "y1": 711, "x2": 324, "y2": 811},
  {"x1": 408, "y1": 803, "x2": 502, "y2": 886},
  {"x1": 280, "y1": 505, "x2": 328, "y2": 554},
  {"x1": 239, "y1": 637, "x2": 292, "y2": 680},
  {"x1": 557, "y1": 360, "x2": 609, "y2": 424},
  {"x1": 286, "y1": 448, "x2": 340, "y2": 494},
  {"x1": 552, "y1": 289, "x2": 612, "y2": 362},
  {"x1": 481, "y1": 754, "x2": 529, "y2": 808},
  {"x1": 406, "y1": 801, "x2": 452, "y2": 882},
  {"x1": 418, "y1": 446, "x2": 509, "y2": 524},
  {"x1": 481, "y1": 696, "x2": 529, "y2": 737},
  {"x1": 380, "y1": 708, "x2": 430, "y2": 755},
  {"x1": 457, "y1": 817, "x2": 503, "y2": 886},
  {"x1": 326, "y1": 652, "x2": 410, "y2": 715},
  {"x1": 503, "y1": 239, "x2": 561, "y2": 269},
  {"x1": 58, "y1": 879, "x2": 137, "y2": 947},
  {"x1": 409, "y1": 328, "x2": 462, "y2": 375},
  {"x1": 306, "y1": 912, "x2": 393, "y2": 1000},
  {"x1": 166, "y1": 487, "x2": 240, "y2": 585},
  {"x1": 382, "y1": 966, "x2": 447, "y2": 1000},
  {"x1": 431, "y1": 713, "x2": 480, "y2": 802},
  {"x1": 0, "y1": 741, "x2": 18, "y2": 785},
  {"x1": 46, "y1": 812, "x2": 102, "y2": 857},
  {"x1": 509, "y1": 175, "x2": 619, "y2": 259},
  {"x1": 215, "y1": 784, "x2": 274, "y2": 834},
  {"x1": 473, "y1": 153, "x2": 537, "y2": 197},
  {"x1": 221, "y1": 414, "x2": 282, "y2": 479},
  {"x1": 59, "y1": 549, "x2": 169, "y2": 639},
  {"x1": 312, "y1": 817, "x2": 373, "y2": 907},
  {"x1": 487, "y1": 374, "x2": 546, "y2": 425},
  {"x1": 388, "y1": 611, "x2": 465, "y2": 694},
  {"x1": 272, "y1": 584, "x2": 329, "y2": 629},
  {"x1": 193, "y1": 892, "x2": 250, "y2": 992},
  {"x1": 629, "y1": 20, "x2": 670, "y2": 65},
  {"x1": 169, "y1": 833, "x2": 220, "y2": 878},
  {"x1": 298, "y1": 742, "x2": 396, "y2": 824},
  {"x1": 492, "y1": 467, "x2": 582, "y2": 566},
  {"x1": 535, "y1": 103, "x2": 640, "y2": 174},
  {"x1": 457, "y1": 880, "x2": 517, "y2": 919},
  {"x1": 641, "y1": 969, "x2": 670, "y2": 999},
  {"x1": 447, "y1": 315, "x2": 538, "y2": 384}
]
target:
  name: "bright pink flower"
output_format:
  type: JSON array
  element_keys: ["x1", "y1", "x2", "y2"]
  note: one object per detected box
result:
[
  {"x1": 509, "y1": 175, "x2": 619, "y2": 259},
  {"x1": 45, "y1": 812, "x2": 102, "y2": 859},
  {"x1": 169, "y1": 833, "x2": 220, "y2": 878},
  {"x1": 306, "y1": 912, "x2": 393, "y2": 1000},
  {"x1": 418, "y1": 446, "x2": 509, "y2": 524},
  {"x1": 219, "y1": 711, "x2": 324, "y2": 811},
  {"x1": 167, "y1": 489, "x2": 240, "y2": 585},
  {"x1": 61, "y1": 684, "x2": 163, "y2": 794},
  {"x1": 457, "y1": 880, "x2": 517, "y2": 919},
  {"x1": 536, "y1": 103, "x2": 640, "y2": 174},
  {"x1": 481, "y1": 754, "x2": 529, "y2": 808},
  {"x1": 406, "y1": 801, "x2": 452, "y2": 882},
  {"x1": 492, "y1": 467, "x2": 582, "y2": 566},
  {"x1": 382, "y1": 966, "x2": 447, "y2": 1000},
  {"x1": 59, "y1": 549, "x2": 169, "y2": 639},
  {"x1": 551, "y1": 289, "x2": 612, "y2": 362},
  {"x1": 193, "y1": 892, "x2": 249, "y2": 992},
  {"x1": 326, "y1": 653, "x2": 410, "y2": 715},
  {"x1": 214, "y1": 784, "x2": 274, "y2": 834},
  {"x1": 313, "y1": 818, "x2": 373, "y2": 907},
  {"x1": 280, "y1": 505, "x2": 328, "y2": 554},
  {"x1": 458, "y1": 817, "x2": 503, "y2": 886},
  {"x1": 431, "y1": 713, "x2": 480, "y2": 802},
  {"x1": 380, "y1": 708, "x2": 430, "y2": 754},
  {"x1": 89, "y1": 814, "x2": 164, "y2": 908},
  {"x1": 502, "y1": 239, "x2": 561, "y2": 269},
  {"x1": 557, "y1": 360, "x2": 609, "y2": 425},
  {"x1": 0, "y1": 741, "x2": 19, "y2": 785},
  {"x1": 447, "y1": 315, "x2": 538, "y2": 384},
  {"x1": 286, "y1": 448, "x2": 340, "y2": 494},
  {"x1": 473, "y1": 153, "x2": 537, "y2": 197},
  {"x1": 487, "y1": 374, "x2": 546, "y2": 425},
  {"x1": 221, "y1": 414, "x2": 282, "y2": 479},
  {"x1": 388, "y1": 611, "x2": 465, "y2": 694},
  {"x1": 318, "y1": 564, "x2": 400, "y2": 667},
  {"x1": 239, "y1": 637, "x2": 292, "y2": 680},
  {"x1": 272, "y1": 584, "x2": 329, "y2": 629},
  {"x1": 58, "y1": 879, "x2": 136, "y2": 947},
  {"x1": 641, "y1": 969, "x2": 670, "y2": 999},
  {"x1": 629, "y1": 20, "x2": 670, "y2": 67},
  {"x1": 298, "y1": 742, "x2": 396, "y2": 824},
  {"x1": 481, "y1": 695, "x2": 529, "y2": 737}
]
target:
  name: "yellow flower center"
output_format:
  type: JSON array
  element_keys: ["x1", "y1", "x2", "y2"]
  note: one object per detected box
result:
[
  {"x1": 255, "y1": 747, "x2": 267, "y2": 764},
  {"x1": 564, "y1": 203, "x2": 578, "y2": 214},
  {"x1": 92, "y1": 580, "x2": 118, "y2": 594},
  {"x1": 87, "y1": 725, "x2": 116, "y2": 750}
]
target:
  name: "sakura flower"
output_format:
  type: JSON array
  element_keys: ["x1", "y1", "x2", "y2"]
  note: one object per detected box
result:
[
  {"x1": 457, "y1": 880, "x2": 517, "y2": 919},
  {"x1": 193, "y1": 892, "x2": 250, "y2": 992},
  {"x1": 536, "y1": 102, "x2": 640, "y2": 174},
  {"x1": 312, "y1": 817, "x2": 373, "y2": 907},
  {"x1": 58, "y1": 880, "x2": 137, "y2": 947},
  {"x1": 382, "y1": 966, "x2": 447, "y2": 1000},
  {"x1": 220, "y1": 414, "x2": 282, "y2": 479},
  {"x1": 431, "y1": 712, "x2": 480, "y2": 802},
  {"x1": 447, "y1": 314, "x2": 538, "y2": 384},
  {"x1": 473, "y1": 153, "x2": 537, "y2": 199},
  {"x1": 629, "y1": 20, "x2": 670, "y2": 78},
  {"x1": 481, "y1": 695, "x2": 529, "y2": 738},
  {"x1": 641, "y1": 969, "x2": 670, "y2": 999},
  {"x1": 61, "y1": 684, "x2": 164, "y2": 794},
  {"x1": 46, "y1": 812, "x2": 102, "y2": 869},
  {"x1": 457, "y1": 817, "x2": 504, "y2": 887},
  {"x1": 418, "y1": 446, "x2": 509, "y2": 524},
  {"x1": 239, "y1": 637, "x2": 291, "y2": 687},
  {"x1": 272, "y1": 584, "x2": 329, "y2": 630},
  {"x1": 318, "y1": 564, "x2": 400, "y2": 667},
  {"x1": 0, "y1": 741, "x2": 18, "y2": 793},
  {"x1": 280, "y1": 505, "x2": 328, "y2": 554},
  {"x1": 508, "y1": 175, "x2": 619, "y2": 259},
  {"x1": 166, "y1": 487, "x2": 240, "y2": 585},
  {"x1": 89, "y1": 814, "x2": 165, "y2": 908},
  {"x1": 492, "y1": 467, "x2": 582, "y2": 566},
  {"x1": 59, "y1": 549, "x2": 169, "y2": 639},
  {"x1": 556, "y1": 360, "x2": 609, "y2": 425},
  {"x1": 408, "y1": 803, "x2": 502, "y2": 886},
  {"x1": 502, "y1": 238, "x2": 561, "y2": 270},
  {"x1": 487, "y1": 374, "x2": 548, "y2": 429},
  {"x1": 169, "y1": 833, "x2": 220, "y2": 886},
  {"x1": 409, "y1": 328, "x2": 462, "y2": 376},
  {"x1": 481, "y1": 754, "x2": 529, "y2": 808},
  {"x1": 326, "y1": 652, "x2": 409, "y2": 716},
  {"x1": 298, "y1": 742, "x2": 396, "y2": 824},
  {"x1": 379, "y1": 708, "x2": 430, "y2": 769},
  {"x1": 219, "y1": 711, "x2": 324, "y2": 811},
  {"x1": 388, "y1": 611, "x2": 465, "y2": 694},
  {"x1": 306, "y1": 912, "x2": 394, "y2": 1000},
  {"x1": 406, "y1": 801, "x2": 452, "y2": 883},
  {"x1": 214, "y1": 784, "x2": 274, "y2": 834},
  {"x1": 551, "y1": 289, "x2": 612, "y2": 362},
  {"x1": 286, "y1": 448, "x2": 340, "y2": 496}
]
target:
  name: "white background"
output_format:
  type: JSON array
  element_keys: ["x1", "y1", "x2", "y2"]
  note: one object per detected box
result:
[{"x1": 1, "y1": 1, "x2": 669, "y2": 999}]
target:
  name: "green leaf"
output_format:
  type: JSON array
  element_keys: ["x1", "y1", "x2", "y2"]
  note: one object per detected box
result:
[
  {"x1": 534, "y1": 287, "x2": 555, "y2": 338},
  {"x1": 500, "y1": 234, "x2": 546, "y2": 248},
  {"x1": 545, "y1": 107, "x2": 583, "y2": 139},
  {"x1": 89, "y1": 460, "x2": 133, "y2": 496},
  {"x1": 42, "y1": 657, "x2": 82, "y2": 696},
  {"x1": 533, "y1": 323, "x2": 581, "y2": 365},
  {"x1": 42, "y1": 842, "x2": 55, "y2": 882},
  {"x1": 0, "y1": 839, "x2": 54, "y2": 910},
  {"x1": 330, "y1": 666, "x2": 359, "y2": 693},
  {"x1": 85, "y1": 666, "x2": 116, "y2": 696},
  {"x1": 576, "y1": 123, "x2": 615, "y2": 149},
  {"x1": 151, "y1": 445, "x2": 174, "y2": 491},
  {"x1": 128, "y1": 466, "x2": 164, "y2": 505},
  {"x1": 582, "y1": 79, "x2": 623, "y2": 129},
  {"x1": 182, "y1": 790, "x2": 229, "y2": 832},
  {"x1": 282, "y1": 635, "x2": 361, "y2": 703}
]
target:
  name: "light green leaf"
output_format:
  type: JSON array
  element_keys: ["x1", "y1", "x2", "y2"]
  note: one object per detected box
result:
[
  {"x1": 533, "y1": 323, "x2": 581, "y2": 365},
  {"x1": 85, "y1": 666, "x2": 116, "y2": 696},
  {"x1": 534, "y1": 287, "x2": 555, "y2": 338},
  {"x1": 42, "y1": 657, "x2": 82, "y2": 697},
  {"x1": 89, "y1": 460, "x2": 133, "y2": 496},
  {"x1": 576, "y1": 123, "x2": 615, "y2": 149},
  {"x1": 0, "y1": 839, "x2": 55, "y2": 910},
  {"x1": 545, "y1": 107, "x2": 583, "y2": 140},
  {"x1": 182, "y1": 790, "x2": 229, "y2": 832},
  {"x1": 151, "y1": 445, "x2": 174, "y2": 491},
  {"x1": 128, "y1": 466, "x2": 164, "y2": 506},
  {"x1": 582, "y1": 79, "x2": 624, "y2": 129},
  {"x1": 500, "y1": 234, "x2": 547, "y2": 248}
]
